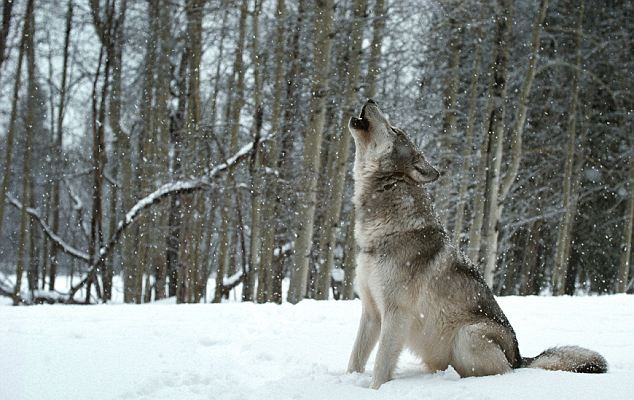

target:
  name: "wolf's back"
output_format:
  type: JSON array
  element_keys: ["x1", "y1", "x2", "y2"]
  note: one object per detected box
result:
[{"x1": 522, "y1": 345, "x2": 607, "y2": 373}]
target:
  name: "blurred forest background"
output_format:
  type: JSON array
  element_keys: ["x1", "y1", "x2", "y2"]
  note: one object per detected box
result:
[{"x1": 0, "y1": 0, "x2": 631, "y2": 305}]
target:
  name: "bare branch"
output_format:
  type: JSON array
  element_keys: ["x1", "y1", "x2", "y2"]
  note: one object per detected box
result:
[
  {"x1": 6, "y1": 194, "x2": 90, "y2": 262},
  {"x1": 65, "y1": 133, "x2": 270, "y2": 302}
]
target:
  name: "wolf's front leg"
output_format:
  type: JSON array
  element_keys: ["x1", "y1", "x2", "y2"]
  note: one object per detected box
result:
[
  {"x1": 370, "y1": 308, "x2": 410, "y2": 389},
  {"x1": 347, "y1": 303, "x2": 380, "y2": 373}
]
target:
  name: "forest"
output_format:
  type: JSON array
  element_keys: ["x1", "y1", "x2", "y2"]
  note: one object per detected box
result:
[{"x1": 0, "y1": 0, "x2": 632, "y2": 305}]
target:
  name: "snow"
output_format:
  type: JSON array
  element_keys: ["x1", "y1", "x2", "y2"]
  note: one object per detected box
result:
[
  {"x1": 124, "y1": 180, "x2": 203, "y2": 225},
  {"x1": 2, "y1": 295, "x2": 633, "y2": 400},
  {"x1": 222, "y1": 270, "x2": 244, "y2": 286},
  {"x1": 273, "y1": 241, "x2": 294, "y2": 257}
]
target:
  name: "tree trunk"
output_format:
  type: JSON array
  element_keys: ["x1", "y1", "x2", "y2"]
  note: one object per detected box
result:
[
  {"x1": 466, "y1": 125, "x2": 488, "y2": 264},
  {"x1": 552, "y1": 1, "x2": 583, "y2": 296},
  {"x1": 339, "y1": 0, "x2": 385, "y2": 301},
  {"x1": 0, "y1": 0, "x2": 28, "y2": 242},
  {"x1": 436, "y1": 17, "x2": 463, "y2": 228},
  {"x1": 49, "y1": 0, "x2": 73, "y2": 293},
  {"x1": 14, "y1": 0, "x2": 36, "y2": 305},
  {"x1": 0, "y1": 0, "x2": 14, "y2": 79},
  {"x1": 315, "y1": 0, "x2": 368, "y2": 300},
  {"x1": 616, "y1": 159, "x2": 634, "y2": 293},
  {"x1": 213, "y1": 0, "x2": 248, "y2": 303},
  {"x1": 287, "y1": 0, "x2": 336, "y2": 304},
  {"x1": 87, "y1": 33, "x2": 112, "y2": 302},
  {"x1": 453, "y1": 30, "x2": 482, "y2": 246},
  {"x1": 341, "y1": 219, "x2": 356, "y2": 300},
  {"x1": 247, "y1": 0, "x2": 264, "y2": 303},
  {"x1": 172, "y1": 0, "x2": 206, "y2": 304},
  {"x1": 519, "y1": 220, "x2": 544, "y2": 295},
  {"x1": 27, "y1": 193, "x2": 39, "y2": 295},
  {"x1": 480, "y1": 0, "x2": 547, "y2": 287},
  {"x1": 104, "y1": 0, "x2": 125, "y2": 301},
  {"x1": 153, "y1": 0, "x2": 172, "y2": 301},
  {"x1": 479, "y1": 0, "x2": 513, "y2": 287},
  {"x1": 166, "y1": 49, "x2": 189, "y2": 298},
  {"x1": 363, "y1": 0, "x2": 385, "y2": 98},
  {"x1": 499, "y1": 0, "x2": 549, "y2": 201},
  {"x1": 269, "y1": 0, "x2": 306, "y2": 304}
]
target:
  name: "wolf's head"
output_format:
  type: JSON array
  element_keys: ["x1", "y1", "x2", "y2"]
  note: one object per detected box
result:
[{"x1": 349, "y1": 99, "x2": 439, "y2": 184}]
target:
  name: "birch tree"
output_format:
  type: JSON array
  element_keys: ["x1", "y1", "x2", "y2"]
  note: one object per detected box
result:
[
  {"x1": 287, "y1": 0, "x2": 335, "y2": 304},
  {"x1": 479, "y1": 0, "x2": 548, "y2": 286},
  {"x1": 246, "y1": 0, "x2": 263, "y2": 302},
  {"x1": 341, "y1": 0, "x2": 385, "y2": 301},
  {"x1": 478, "y1": 0, "x2": 513, "y2": 286},
  {"x1": 315, "y1": 0, "x2": 367, "y2": 300},
  {"x1": 552, "y1": 1, "x2": 583, "y2": 296}
]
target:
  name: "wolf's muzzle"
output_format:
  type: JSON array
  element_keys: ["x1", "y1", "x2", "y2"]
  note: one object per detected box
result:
[{"x1": 350, "y1": 116, "x2": 369, "y2": 130}]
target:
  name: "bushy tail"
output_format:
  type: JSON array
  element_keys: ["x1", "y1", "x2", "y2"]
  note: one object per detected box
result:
[{"x1": 522, "y1": 346, "x2": 607, "y2": 373}]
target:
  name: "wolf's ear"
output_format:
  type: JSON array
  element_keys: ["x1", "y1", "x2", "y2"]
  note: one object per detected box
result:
[{"x1": 406, "y1": 158, "x2": 440, "y2": 184}]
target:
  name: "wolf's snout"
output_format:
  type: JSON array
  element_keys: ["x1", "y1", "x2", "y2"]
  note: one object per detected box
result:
[
  {"x1": 349, "y1": 116, "x2": 369, "y2": 131},
  {"x1": 350, "y1": 101, "x2": 374, "y2": 132}
]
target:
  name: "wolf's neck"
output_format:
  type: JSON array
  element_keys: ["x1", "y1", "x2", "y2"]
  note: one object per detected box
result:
[{"x1": 353, "y1": 174, "x2": 443, "y2": 231}]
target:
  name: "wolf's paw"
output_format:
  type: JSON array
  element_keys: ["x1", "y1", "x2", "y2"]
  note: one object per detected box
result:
[
  {"x1": 346, "y1": 362, "x2": 365, "y2": 374},
  {"x1": 369, "y1": 378, "x2": 386, "y2": 390}
]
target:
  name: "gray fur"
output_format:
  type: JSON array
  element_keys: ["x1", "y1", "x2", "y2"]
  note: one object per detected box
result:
[
  {"x1": 524, "y1": 346, "x2": 607, "y2": 373},
  {"x1": 346, "y1": 100, "x2": 607, "y2": 389}
]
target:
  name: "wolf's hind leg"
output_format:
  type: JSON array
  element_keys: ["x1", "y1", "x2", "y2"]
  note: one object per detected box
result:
[
  {"x1": 450, "y1": 323, "x2": 512, "y2": 377},
  {"x1": 347, "y1": 301, "x2": 381, "y2": 373}
]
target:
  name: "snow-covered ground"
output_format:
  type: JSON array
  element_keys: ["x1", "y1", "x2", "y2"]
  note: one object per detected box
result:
[{"x1": 2, "y1": 295, "x2": 633, "y2": 400}]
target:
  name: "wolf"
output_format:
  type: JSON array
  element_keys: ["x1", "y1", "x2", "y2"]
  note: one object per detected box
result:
[{"x1": 346, "y1": 99, "x2": 607, "y2": 389}]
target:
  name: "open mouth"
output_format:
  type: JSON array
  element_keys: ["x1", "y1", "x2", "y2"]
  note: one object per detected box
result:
[{"x1": 349, "y1": 104, "x2": 370, "y2": 130}]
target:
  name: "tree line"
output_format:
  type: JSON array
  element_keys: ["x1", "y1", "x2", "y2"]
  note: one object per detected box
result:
[{"x1": 0, "y1": 0, "x2": 631, "y2": 305}]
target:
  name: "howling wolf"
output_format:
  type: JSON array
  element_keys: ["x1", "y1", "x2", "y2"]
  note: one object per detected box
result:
[{"x1": 346, "y1": 99, "x2": 607, "y2": 389}]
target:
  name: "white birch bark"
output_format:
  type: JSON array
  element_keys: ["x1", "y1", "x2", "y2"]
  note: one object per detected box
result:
[{"x1": 287, "y1": 0, "x2": 336, "y2": 304}]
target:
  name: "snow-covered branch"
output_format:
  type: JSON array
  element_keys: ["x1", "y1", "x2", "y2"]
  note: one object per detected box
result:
[
  {"x1": 6, "y1": 194, "x2": 90, "y2": 262},
  {"x1": 66, "y1": 134, "x2": 270, "y2": 302},
  {"x1": 5, "y1": 133, "x2": 269, "y2": 304}
]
